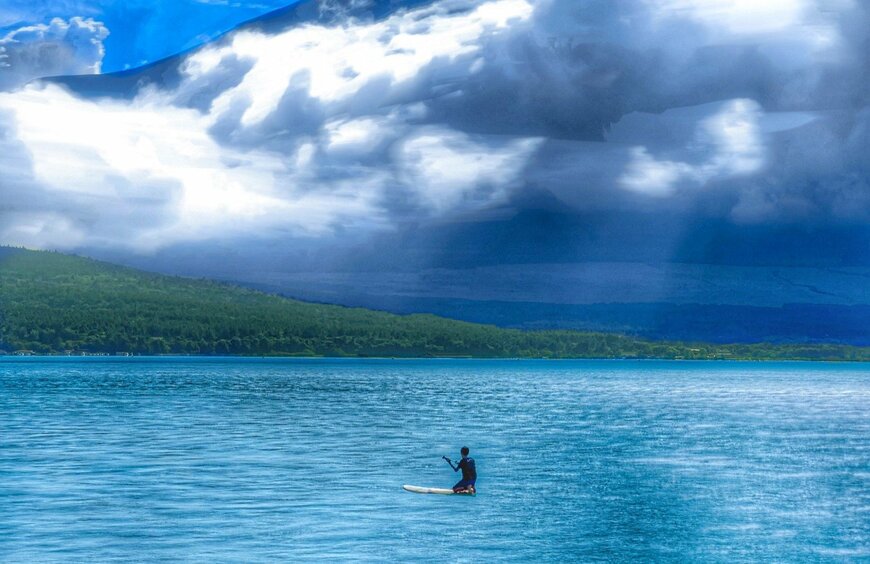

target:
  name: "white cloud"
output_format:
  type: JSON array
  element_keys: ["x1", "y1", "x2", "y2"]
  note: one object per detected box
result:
[
  {"x1": 0, "y1": 17, "x2": 108, "y2": 91},
  {"x1": 325, "y1": 116, "x2": 394, "y2": 154},
  {"x1": 398, "y1": 128, "x2": 542, "y2": 212},
  {"x1": 0, "y1": 0, "x2": 540, "y2": 251},
  {"x1": 0, "y1": 212, "x2": 87, "y2": 250},
  {"x1": 701, "y1": 98, "x2": 764, "y2": 176},
  {"x1": 619, "y1": 99, "x2": 765, "y2": 196},
  {"x1": 619, "y1": 147, "x2": 694, "y2": 197},
  {"x1": 195, "y1": 0, "x2": 533, "y2": 127},
  {"x1": 648, "y1": 0, "x2": 856, "y2": 44},
  {"x1": 652, "y1": 0, "x2": 808, "y2": 35},
  {"x1": 0, "y1": 83, "x2": 385, "y2": 250}
]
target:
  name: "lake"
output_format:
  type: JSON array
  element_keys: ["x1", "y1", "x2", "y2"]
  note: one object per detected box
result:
[{"x1": 1, "y1": 358, "x2": 867, "y2": 561}]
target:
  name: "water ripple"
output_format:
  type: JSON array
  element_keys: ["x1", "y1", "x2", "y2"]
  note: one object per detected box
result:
[{"x1": 1, "y1": 358, "x2": 868, "y2": 562}]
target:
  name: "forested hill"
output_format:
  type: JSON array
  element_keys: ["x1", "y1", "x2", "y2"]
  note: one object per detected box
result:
[{"x1": 1, "y1": 247, "x2": 868, "y2": 360}]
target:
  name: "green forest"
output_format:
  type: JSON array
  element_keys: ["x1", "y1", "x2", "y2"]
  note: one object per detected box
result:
[{"x1": 1, "y1": 247, "x2": 868, "y2": 360}]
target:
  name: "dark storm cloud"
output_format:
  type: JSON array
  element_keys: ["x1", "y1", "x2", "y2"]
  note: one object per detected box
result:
[{"x1": 0, "y1": 0, "x2": 867, "y2": 258}]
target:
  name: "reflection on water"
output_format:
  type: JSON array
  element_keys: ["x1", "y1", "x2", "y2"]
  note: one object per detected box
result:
[{"x1": 1, "y1": 358, "x2": 868, "y2": 561}]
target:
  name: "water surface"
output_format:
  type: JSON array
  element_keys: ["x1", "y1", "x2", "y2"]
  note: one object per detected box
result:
[{"x1": 1, "y1": 358, "x2": 867, "y2": 561}]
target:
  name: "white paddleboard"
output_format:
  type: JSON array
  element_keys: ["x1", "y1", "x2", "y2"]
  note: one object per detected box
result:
[{"x1": 403, "y1": 485, "x2": 474, "y2": 495}]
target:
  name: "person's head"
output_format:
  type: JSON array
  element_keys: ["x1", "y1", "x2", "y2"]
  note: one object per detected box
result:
[{"x1": 461, "y1": 446, "x2": 469, "y2": 457}]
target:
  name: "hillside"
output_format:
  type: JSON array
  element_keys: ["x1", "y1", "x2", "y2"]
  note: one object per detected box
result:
[{"x1": 1, "y1": 248, "x2": 869, "y2": 360}]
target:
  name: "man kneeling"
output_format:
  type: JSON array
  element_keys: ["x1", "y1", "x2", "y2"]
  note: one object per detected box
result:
[{"x1": 443, "y1": 446, "x2": 476, "y2": 494}]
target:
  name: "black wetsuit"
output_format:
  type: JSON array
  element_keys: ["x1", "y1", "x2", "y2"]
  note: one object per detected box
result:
[{"x1": 453, "y1": 456, "x2": 476, "y2": 489}]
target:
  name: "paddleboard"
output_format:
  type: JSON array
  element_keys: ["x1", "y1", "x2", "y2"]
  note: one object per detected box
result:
[{"x1": 403, "y1": 485, "x2": 475, "y2": 495}]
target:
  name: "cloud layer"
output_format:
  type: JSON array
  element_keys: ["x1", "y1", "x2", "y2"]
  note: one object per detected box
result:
[
  {"x1": 0, "y1": 16, "x2": 108, "y2": 90},
  {"x1": 0, "y1": 0, "x2": 868, "y2": 257}
]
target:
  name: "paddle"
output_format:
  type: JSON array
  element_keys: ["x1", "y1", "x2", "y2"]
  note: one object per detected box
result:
[{"x1": 442, "y1": 455, "x2": 458, "y2": 471}]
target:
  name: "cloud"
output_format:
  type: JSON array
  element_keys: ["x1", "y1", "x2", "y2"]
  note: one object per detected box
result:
[
  {"x1": 619, "y1": 147, "x2": 695, "y2": 198},
  {"x1": 0, "y1": 16, "x2": 108, "y2": 91},
  {"x1": 0, "y1": 82, "x2": 387, "y2": 250},
  {"x1": 651, "y1": 0, "x2": 810, "y2": 35},
  {"x1": 730, "y1": 106, "x2": 870, "y2": 224},
  {"x1": 619, "y1": 99, "x2": 765, "y2": 197},
  {"x1": 398, "y1": 128, "x2": 542, "y2": 213},
  {"x1": 195, "y1": 0, "x2": 533, "y2": 128},
  {"x1": 0, "y1": 0, "x2": 539, "y2": 251},
  {"x1": 0, "y1": 0, "x2": 867, "y2": 261}
]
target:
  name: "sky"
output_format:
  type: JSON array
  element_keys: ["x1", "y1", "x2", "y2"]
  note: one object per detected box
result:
[
  {"x1": 0, "y1": 0, "x2": 300, "y2": 72},
  {"x1": 0, "y1": 0, "x2": 868, "y2": 318}
]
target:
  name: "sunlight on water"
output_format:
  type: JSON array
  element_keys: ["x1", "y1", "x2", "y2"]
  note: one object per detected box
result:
[{"x1": 1, "y1": 358, "x2": 868, "y2": 561}]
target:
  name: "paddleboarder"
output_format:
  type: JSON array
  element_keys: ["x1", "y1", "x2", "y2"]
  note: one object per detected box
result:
[{"x1": 443, "y1": 446, "x2": 476, "y2": 493}]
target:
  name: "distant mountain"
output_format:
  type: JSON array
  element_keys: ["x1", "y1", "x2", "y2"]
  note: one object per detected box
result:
[
  {"x1": 1, "y1": 248, "x2": 868, "y2": 361},
  {"x1": 98, "y1": 210, "x2": 870, "y2": 346}
]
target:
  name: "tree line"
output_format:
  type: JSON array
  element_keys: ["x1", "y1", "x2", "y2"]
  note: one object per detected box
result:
[{"x1": 2, "y1": 248, "x2": 869, "y2": 361}]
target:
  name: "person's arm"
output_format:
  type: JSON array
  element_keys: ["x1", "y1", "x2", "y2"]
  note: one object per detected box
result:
[{"x1": 443, "y1": 456, "x2": 459, "y2": 471}]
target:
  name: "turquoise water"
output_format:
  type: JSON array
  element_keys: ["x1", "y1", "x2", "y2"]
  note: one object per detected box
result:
[{"x1": 1, "y1": 358, "x2": 867, "y2": 562}]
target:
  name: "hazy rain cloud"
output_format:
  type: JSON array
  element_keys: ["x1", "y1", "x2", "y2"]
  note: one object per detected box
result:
[{"x1": 0, "y1": 0, "x2": 867, "y2": 256}]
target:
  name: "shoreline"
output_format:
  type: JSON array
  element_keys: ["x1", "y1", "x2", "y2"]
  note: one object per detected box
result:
[{"x1": 2, "y1": 354, "x2": 869, "y2": 363}]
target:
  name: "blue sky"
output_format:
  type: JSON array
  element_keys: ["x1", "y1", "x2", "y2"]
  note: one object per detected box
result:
[{"x1": 0, "y1": 0, "x2": 299, "y2": 72}]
